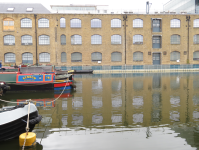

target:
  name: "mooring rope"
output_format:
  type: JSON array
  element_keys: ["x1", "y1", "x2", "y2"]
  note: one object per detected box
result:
[
  {"x1": 22, "y1": 101, "x2": 30, "y2": 150},
  {"x1": 39, "y1": 82, "x2": 69, "y2": 144}
]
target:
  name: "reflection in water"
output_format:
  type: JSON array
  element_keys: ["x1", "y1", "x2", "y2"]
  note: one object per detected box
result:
[
  {"x1": 133, "y1": 78, "x2": 143, "y2": 91},
  {"x1": 170, "y1": 76, "x2": 180, "y2": 90},
  {"x1": 92, "y1": 114, "x2": 103, "y2": 124},
  {"x1": 111, "y1": 114, "x2": 122, "y2": 124},
  {"x1": 151, "y1": 93, "x2": 161, "y2": 122},
  {"x1": 72, "y1": 114, "x2": 83, "y2": 125},
  {"x1": 193, "y1": 111, "x2": 199, "y2": 121},
  {"x1": 193, "y1": 95, "x2": 199, "y2": 105},
  {"x1": 72, "y1": 97, "x2": 83, "y2": 109},
  {"x1": 133, "y1": 113, "x2": 143, "y2": 123},
  {"x1": 92, "y1": 96, "x2": 103, "y2": 108},
  {"x1": 153, "y1": 74, "x2": 161, "y2": 89},
  {"x1": 132, "y1": 96, "x2": 143, "y2": 107},
  {"x1": 3, "y1": 73, "x2": 199, "y2": 149},
  {"x1": 112, "y1": 94, "x2": 122, "y2": 108},
  {"x1": 170, "y1": 96, "x2": 180, "y2": 107},
  {"x1": 170, "y1": 111, "x2": 180, "y2": 122}
]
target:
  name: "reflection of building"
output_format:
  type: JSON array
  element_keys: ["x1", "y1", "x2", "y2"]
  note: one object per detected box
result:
[{"x1": 163, "y1": 0, "x2": 199, "y2": 14}]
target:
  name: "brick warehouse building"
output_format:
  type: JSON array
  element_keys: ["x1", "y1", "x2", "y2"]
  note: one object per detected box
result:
[{"x1": 1, "y1": 3, "x2": 199, "y2": 67}]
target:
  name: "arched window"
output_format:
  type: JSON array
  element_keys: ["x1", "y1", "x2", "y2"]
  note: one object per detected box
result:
[
  {"x1": 21, "y1": 35, "x2": 32, "y2": 45},
  {"x1": 133, "y1": 19, "x2": 143, "y2": 28},
  {"x1": 91, "y1": 35, "x2": 102, "y2": 44},
  {"x1": 171, "y1": 35, "x2": 180, "y2": 44},
  {"x1": 70, "y1": 19, "x2": 81, "y2": 28},
  {"x1": 194, "y1": 35, "x2": 199, "y2": 44},
  {"x1": 193, "y1": 51, "x2": 199, "y2": 60},
  {"x1": 61, "y1": 34, "x2": 66, "y2": 45},
  {"x1": 170, "y1": 51, "x2": 180, "y2": 61},
  {"x1": 170, "y1": 19, "x2": 180, "y2": 28},
  {"x1": 91, "y1": 19, "x2": 101, "y2": 28},
  {"x1": 194, "y1": 19, "x2": 199, "y2": 28},
  {"x1": 133, "y1": 35, "x2": 143, "y2": 44},
  {"x1": 71, "y1": 35, "x2": 82, "y2": 45},
  {"x1": 91, "y1": 52, "x2": 102, "y2": 61},
  {"x1": 111, "y1": 35, "x2": 121, "y2": 44},
  {"x1": 60, "y1": 18, "x2": 66, "y2": 28},
  {"x1": 21, "y1": 18, "x2": 32, "y2": 28},
  {"x1": 4, "y1": 35, "x2": 15, "y2": 45},
  {"x1": 133, "y1": 52, "x2": 143, "y2": 61},
  {"x1": 61, "y1": 52, "x2": 67, "y2": 62},
  {"x1": 3, "y1": 18, "x2": 14, "y2": 31},
  {"x1": 38, "y1": 18, "x2": 49, "y2": 27},
  {"x1": 71, "y1": 52, "x2": 82, "y2": 62},
  {"x1": 39, "y1": 35, "x2": 50, "y2": 45},
  {"x1": 22, "y1": 52, "x2": 33, "y2": 64},
  {"x1": 111, "y1": 19, "x2": 121, "y2": 28},
  {"x1": 5, "y1": 53, "x2": 15, "y2": 63},
  {"x1": 111, "y1": 52, "x2": 122, "y2": 62},
  {"x1": 39, "y1": 52, "x2": 50, "y2": 62}
]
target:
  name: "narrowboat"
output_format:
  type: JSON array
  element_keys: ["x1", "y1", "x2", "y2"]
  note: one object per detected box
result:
[{"x1": 0, "y1": 66, "x2": 74, "y2": 92}]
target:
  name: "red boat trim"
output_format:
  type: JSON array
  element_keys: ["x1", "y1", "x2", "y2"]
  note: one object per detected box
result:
[{"x1": 54, "y1": 82, "x2": 72, "y2": 87}]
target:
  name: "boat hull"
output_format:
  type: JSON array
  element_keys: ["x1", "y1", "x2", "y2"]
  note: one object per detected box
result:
[
  {"x1": 0, "y1": 111, "x2": 38, "y2": 141},
  {"x1": 7, "y1": 81, "x2": 73, "y2": 92}
]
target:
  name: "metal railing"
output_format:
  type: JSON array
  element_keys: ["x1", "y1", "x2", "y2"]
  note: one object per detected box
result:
[{"x1": 55, "y1": 64, "x2": 199, "y2": 71}]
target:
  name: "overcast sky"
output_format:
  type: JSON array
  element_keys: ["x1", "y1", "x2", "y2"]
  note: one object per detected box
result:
[{"x1": 0, "y1": 0, "x2": 170, "y2": 11}]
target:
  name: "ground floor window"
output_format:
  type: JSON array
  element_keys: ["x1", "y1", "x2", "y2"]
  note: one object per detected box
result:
[
  {"x1": 170, "y1": 51, "x2": 180, "y2": 61},
  {"x1": 71, "y1": 52, "x2": 82, "y2": 62},
  {"x1": 91, "y1": 52, "x2": 102, "y2": 61},
  {"x1": 111, "y1": 52, "x2": 122, "y2": 62},
  {"x1": 61, "y1": 52, "x2": 67, "y2": 62},
  {"x1": 22, "y1": 52, "x2": 33, "y2": 64},
  {"x1": 133, "y1": 52, "x2": 143, "y2": 61},
  {"x1": 5, "y1": 53, "x2": 16, "y2": 63},
  {"x1": 193, "y1": 51, "x2": 199, "y2": 60},
  {"x1": 39, "y1": 52, "x2": 50, "y2": 62}
]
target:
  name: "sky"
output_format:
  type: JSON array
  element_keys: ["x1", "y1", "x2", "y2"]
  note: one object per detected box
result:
[{"x1": 0, "y1": 0, "x2": 170, "y2": 12}]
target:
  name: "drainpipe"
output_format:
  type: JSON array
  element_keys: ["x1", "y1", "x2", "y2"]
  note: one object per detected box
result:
[
  {"x1": 123, "y1": 15, "x2": 127, "y2": 65},
  {"x1": 34, "y1": 14, "x2": 38, "y2": 66},
  {"x1": 186, "y1": 15, "x2": 190, "y2": 64}
]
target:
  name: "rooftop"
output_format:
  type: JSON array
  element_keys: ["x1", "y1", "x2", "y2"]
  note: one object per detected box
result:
[{"x1": 0, "y1": 3, "x2": 51, "y2": 14}]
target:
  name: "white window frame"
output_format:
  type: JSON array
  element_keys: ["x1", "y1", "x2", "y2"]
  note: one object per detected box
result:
[
  {"x1": 38, "y1": 18, "x2": 49, "y2": 28},
  {"x1": 71, "y1": 35, "x2": 82, "y2": 45},
  {"x1": 39, "y1": 35, "x2": 50, "y2": 45},
  {"x1": 60, "y1": 18, "x2": 66, "y2": 28},
  {"x1": 21, "y1": 18, "x2": 32, "y2": 28},
  {"x1": 91, "y1": 19, "x2": 101, "y2": 28},
  {"x1": 5, "y1": 53, "x2": 16, "y2": 63},
  {"x1": 111, "y1": 19, "x2": 121, "y2": 28},
  {"x1": 21, "y1": 35, "x2": 32, "y2": 45},
  {"x1": 133, "y1": 19, "x2": 143, "y2": 28},
  {"x1": 170, "y1": 19, "x2": 180, "y2": 28},
  {"x1": 39, "y1": 52, "x2": 50, "y2": 62},
  {"x1": 22, "y1": 52, "x2": 33, "y2": 64},
  {"x1": 4, "y1": 35, "x2": 15, "y2": 45},
  {"x1": 111, "y1": 35, "x2": 121, "y2": 44},
  {"x1": 91, "y1": 35, "x2": 102, "y2": 44}
]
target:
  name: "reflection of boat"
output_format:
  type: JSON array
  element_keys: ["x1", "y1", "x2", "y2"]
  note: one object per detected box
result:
[
  {"x1": 15, "y1": 90, "x2": 73, "y2": 107},
  {"x1": 0, "y1": 103, "x2": 42, "y2": 141},
  {"x1": 1, "y1": 90, "x2": 74, "y2": 101}
]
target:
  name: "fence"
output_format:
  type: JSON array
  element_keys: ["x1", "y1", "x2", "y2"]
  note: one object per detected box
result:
[{"x1": 55, "y1": 64, "x2": 199, "y2": 71}]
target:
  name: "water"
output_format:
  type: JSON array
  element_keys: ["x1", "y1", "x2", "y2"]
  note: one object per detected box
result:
[{"x1": 1, "y1": 73, "x2": 199, "y2": 150}]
